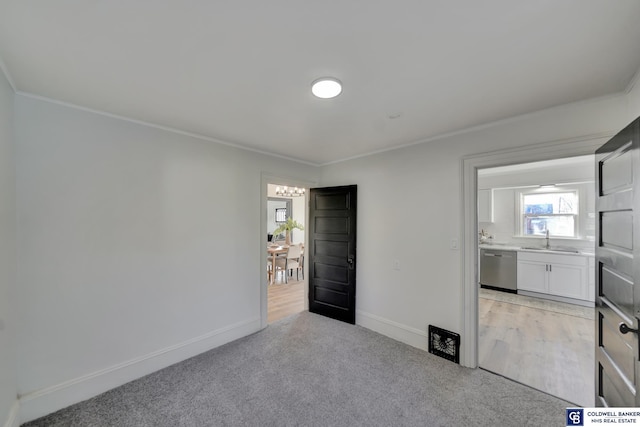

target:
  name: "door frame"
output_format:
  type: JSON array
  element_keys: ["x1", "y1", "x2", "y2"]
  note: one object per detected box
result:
[
  {"x1": 260, "y1": 173, "x2": 317, "y2": 329},
  {"x1": 460, "y1": 133, "x2": 612, "y2": 367}
]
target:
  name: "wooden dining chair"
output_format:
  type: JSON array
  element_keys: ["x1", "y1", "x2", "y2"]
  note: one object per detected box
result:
[
  {"x1": 267, "y1": 252, "x2": 288, "y2": 283},
  {"x1": 267, "y1": 259, "x2": 276, "y2": 283},
  {"x1": 286, "y1": 244, "x2": 303, "y2": 281}
]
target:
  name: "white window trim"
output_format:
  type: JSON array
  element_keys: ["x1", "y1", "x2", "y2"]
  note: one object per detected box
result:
[{"x1": 516, "y1": 187, "x2": 581, "y2": 238}]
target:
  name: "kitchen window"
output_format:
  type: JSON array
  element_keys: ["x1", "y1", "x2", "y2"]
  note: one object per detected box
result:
[{"x1": 519, "y1": 190, "x2": 578, "y2": 238}]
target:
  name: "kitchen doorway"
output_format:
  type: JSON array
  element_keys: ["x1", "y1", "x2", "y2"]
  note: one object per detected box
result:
[{"x1": 476, "y1": 156, "x2": 596, "y2": 406}]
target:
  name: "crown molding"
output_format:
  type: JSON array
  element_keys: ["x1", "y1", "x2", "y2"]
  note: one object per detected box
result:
[
  {"x1": 14, "y1": 91, "x2": 321, "y2": 167},
  {"x1": 625, "y1": 66, "x2": 640, "y2": 95},
  {"x1": 0, "y1": 54, "x2": 16, "y2": 93},
  {"x1": 12, "y1": 81, "x2": 632, "y2": 169},
  {"x1": 320, "y1": 92, "x2": 627, "y2": 166}
]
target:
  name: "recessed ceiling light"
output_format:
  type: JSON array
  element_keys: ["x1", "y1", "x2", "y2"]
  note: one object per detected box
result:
[{"x1": 311, "y1": 78, "x2": 342, "y2": 99}]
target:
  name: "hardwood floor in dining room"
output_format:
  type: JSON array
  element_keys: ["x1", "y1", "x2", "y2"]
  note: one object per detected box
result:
[{"x1": 268, "y1": 277, "x2": 305, "y2": 323}]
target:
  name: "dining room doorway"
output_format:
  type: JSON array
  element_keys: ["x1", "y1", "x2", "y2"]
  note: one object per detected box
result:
[{"x1": 266, "y1": 182, "x2": 307, "y2": 323}]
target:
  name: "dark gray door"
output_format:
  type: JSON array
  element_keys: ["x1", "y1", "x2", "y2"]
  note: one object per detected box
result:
[
  {"x1": 308, "y1": 185, "x2": 357, "y2": 324},
  {"x1": 595, "y1": 117, "x2": 640, "y2": 407}
]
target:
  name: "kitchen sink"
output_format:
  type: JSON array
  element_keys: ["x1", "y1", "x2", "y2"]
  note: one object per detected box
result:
[
  {"x1": 520, "y1": 246, "x2": 580, "y2": 253},
  {"x1": 550, "y1": 248, "x2": 580, "y2": 253}
]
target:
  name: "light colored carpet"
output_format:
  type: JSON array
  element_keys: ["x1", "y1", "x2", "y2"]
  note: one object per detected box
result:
[
  {"x1": 23, "y1": 312, "x2": 571, "y2": 426},
  {"x1": 480, "y1": 287, "x2": 595, "y2": 320}
]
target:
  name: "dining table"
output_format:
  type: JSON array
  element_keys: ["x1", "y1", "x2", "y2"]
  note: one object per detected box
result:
[
  {"x1": 267, "y1": 243, "x2": 304, "y2": 284},
  {"x1": 267, "y1": 244, "x2": 289, "y2": 284}
]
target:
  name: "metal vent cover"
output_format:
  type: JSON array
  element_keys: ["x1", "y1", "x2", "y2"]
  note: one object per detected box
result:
[{"x1": 428, "y1": 325, "x2": 460, "y2": 364}]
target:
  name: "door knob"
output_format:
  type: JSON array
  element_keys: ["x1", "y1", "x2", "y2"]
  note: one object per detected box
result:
[
  {"x1": 347, "y1": 257, "x2": 354, "y2": 270},
  {"x1": 619, "y1": 322, "x2": 639, "y2": 335}
]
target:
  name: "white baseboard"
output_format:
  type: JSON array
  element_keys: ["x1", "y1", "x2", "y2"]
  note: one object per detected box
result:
[
  {"x1": 356, "y1": 310, "x2": 429, "y2": 352},
  {"x1": 19, "y1": 317, "x2": 261, "y2": 424},
  {"x1": 517, "y1": 290, "x2": 595, "y2": 307},
  {"x1": 3, "y1": 400, "x2": 20, "y2": 427}
]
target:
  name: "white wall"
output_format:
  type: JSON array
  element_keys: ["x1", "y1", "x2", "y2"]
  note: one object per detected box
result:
[
  {"x1": 318, "y1": 93, "x2": 630, "y2": 355},
  {"x1": 484, "y1": 183, "x2": 594, "y2": 247},
  {"x1": 8, "y1": 64, "x2": 640, "y2": 423},
  {"x1": 266, "y1": 198, "x2": 287, "y2": 234},
  {"x1": 0, "y1": 68, "x2": 18, "y2": 426},
  {"x1": 267, "y1": 184, "x2": 306, "y2": 244},
  {"x1": 14, "y1": 94, "x2": 319, "y2": 421},
  {"x1": 478, "y1": 157, "x2": 596, "y2": 248},
  {"x1": 477, "y1": 156, "x2": 595, "y2": 190},
  {"x1": 291, "y1": 195, "x2": 305, "y2": 244}
]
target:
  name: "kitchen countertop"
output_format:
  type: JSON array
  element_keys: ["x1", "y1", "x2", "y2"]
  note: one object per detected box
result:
[{"x1": 479, "y1": 243, "x2": 595, "y2": 257}]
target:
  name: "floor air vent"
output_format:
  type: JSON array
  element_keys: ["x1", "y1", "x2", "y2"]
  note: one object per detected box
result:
[{"x1": 428, "y1": 325, "x2": 460, "y2": 364}]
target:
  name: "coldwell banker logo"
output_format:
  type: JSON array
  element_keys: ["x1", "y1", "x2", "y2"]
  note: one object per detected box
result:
[{"x1": 566, "y1": 408, "x2": 584, "y2": 426}]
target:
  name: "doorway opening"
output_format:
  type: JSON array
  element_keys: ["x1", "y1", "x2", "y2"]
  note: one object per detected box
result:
[
  {"x1": 476, "y1": 155, "x2": 596, "y2": 406},
  {"x1": 266, "y1": 182, "x2": 307, "y2": 323}
]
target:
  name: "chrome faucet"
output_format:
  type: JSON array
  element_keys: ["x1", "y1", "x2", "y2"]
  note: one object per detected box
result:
[{"x1": 545, "y1": 229, "x2": 550, "y2": 249}]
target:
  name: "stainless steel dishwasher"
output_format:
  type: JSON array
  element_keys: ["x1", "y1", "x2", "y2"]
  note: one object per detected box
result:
[{"x1": 480, "y1": 248, "x2": 517, "y2": 293}]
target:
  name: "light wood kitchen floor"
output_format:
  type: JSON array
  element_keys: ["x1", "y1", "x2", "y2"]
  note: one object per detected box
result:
[
  {"x1": 479, "y1": 289, "x2": 595, "y2": 407},
  {"x1": 267, "y1": 276, "x2": 305, "y2": 323}
]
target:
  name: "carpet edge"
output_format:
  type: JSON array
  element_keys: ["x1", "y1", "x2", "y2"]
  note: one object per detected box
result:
[{"x1": 18, "y1": 317, "x2": 261, "y2": 424}]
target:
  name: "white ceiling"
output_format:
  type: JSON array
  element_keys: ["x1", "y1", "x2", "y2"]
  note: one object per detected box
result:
[
  {"x1": 478, "y1": 155, "x2": 594, "y2": 177},
  {"x1": 1, "y1": 1, "x2": 639, "y2": 165}
]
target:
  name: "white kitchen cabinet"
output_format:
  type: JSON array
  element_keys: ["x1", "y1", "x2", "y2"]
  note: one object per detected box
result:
[
  {"x1": 478, "y1": 189, "x2": 493, "y2": 223},
  {"x1": 517, "y1": 251, "x2": 590, "y2": 302},
  {"x1": 517, "y1": 260, "x2": 548, "y2": 293},
  {"x1": 547, "y1": 263, "x2": 586, "y2": 300}
]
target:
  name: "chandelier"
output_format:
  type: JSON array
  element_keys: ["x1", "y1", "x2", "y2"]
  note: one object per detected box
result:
[{"x1": 275, "y1": 186, "x2": 305, "y2": 197}]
